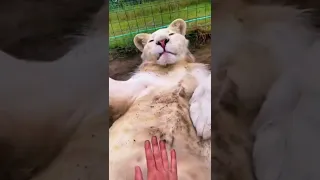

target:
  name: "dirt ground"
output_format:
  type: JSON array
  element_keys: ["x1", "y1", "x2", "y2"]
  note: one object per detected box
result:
[{"x1": 109, "y1": 42, "x2": 211, "y2": 80}]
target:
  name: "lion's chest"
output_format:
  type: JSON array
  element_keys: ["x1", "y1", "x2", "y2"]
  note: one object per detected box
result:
[{"x1": 135, "y1": 67, "x2": 194, "y2": 99}]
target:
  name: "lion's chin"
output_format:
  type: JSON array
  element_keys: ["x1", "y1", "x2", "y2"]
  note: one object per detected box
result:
[{"x1": 156, "y1": 53, "x2": 178, "y2": 66}]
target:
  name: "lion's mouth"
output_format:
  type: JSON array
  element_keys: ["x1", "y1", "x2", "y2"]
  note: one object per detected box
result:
[{"x1": 158, "y1": 51, "x2": 176, "y2": 59}]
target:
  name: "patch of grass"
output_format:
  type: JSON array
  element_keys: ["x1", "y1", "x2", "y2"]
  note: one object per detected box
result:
[{"x1": 109, "y1": 0, "x2": 211, "y2": 49}]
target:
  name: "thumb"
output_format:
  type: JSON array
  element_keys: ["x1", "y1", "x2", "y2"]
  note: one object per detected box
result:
[{"x1": 135, "y1": 166, "x2": 144, "y2": 180}]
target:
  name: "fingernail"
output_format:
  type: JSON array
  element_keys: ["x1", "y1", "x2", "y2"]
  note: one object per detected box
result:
[
  {"x1": 160, "y1": 140, "x2": 166, "y2": 148},
  {"x1": 152, "y1": 136, "x2": 157, "y2": 142},
  {"x1": 145, "y1": 140, "x2": 150, "y2": 148}
]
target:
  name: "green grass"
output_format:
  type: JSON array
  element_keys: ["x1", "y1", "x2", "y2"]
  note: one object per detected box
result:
[{"x1": 109, "y1": 0, "x2": 211, "y2": 49}]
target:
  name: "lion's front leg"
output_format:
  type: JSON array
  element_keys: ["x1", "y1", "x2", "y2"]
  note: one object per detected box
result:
[
  {"x1": 189, "y1": 74, "x2": 211, "y2": 140},
  {"x1": 109, "y1": 76, "x2": 151, "y2": 123}
]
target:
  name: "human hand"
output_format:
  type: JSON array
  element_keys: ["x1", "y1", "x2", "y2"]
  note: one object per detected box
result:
[{"x1": 134, "y1": 136, "x2": 178, "y2": 180}]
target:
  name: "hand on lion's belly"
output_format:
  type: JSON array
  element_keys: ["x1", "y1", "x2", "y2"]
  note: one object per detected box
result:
[{"x1": 134, "y1": 136, "x2": 178, "y2": 180}]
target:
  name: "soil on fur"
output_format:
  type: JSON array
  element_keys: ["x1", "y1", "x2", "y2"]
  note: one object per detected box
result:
[{"x1": 109, "y1": 42, "x2": 212, "y2": 80}]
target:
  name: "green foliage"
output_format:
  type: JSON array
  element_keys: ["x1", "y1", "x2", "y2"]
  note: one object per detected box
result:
[{"x1": 109, "y1": 0, "x2": 211, "y2": 52}]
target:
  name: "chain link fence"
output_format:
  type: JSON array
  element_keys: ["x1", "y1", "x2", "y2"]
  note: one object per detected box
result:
[{"x1": 109, "y1": 0, "x2": 211, "y2": 50}]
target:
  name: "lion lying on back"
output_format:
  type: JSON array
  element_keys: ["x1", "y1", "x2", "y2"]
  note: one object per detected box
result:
[{"x1": 109, "y1": 19, "x2": 211, "y2": 180}]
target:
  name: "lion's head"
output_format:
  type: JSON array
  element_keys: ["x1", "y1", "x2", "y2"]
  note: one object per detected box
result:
[{"x1": 134, "y1": 19, "x2": 194, "y2": 66}]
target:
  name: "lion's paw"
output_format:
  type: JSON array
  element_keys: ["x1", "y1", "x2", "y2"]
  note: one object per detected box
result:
[{"x1": 190, "y1": 74, "x2": 211, "y2": 140}]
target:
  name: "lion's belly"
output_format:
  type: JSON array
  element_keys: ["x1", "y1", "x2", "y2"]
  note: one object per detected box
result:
[
  {"x1": 109, "y1": 104, "x2": 165, "y2": 180},
  {"x1": 109, "y1": 101, "x2": 165, "y2": 163},
  {"x1": 109, "y1": 87, "x2": 211, "y2": 180}
]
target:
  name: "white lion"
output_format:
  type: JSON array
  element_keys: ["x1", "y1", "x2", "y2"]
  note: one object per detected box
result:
[{"x1": 109, "y1": 19, "x2": 211, "y2": 180}]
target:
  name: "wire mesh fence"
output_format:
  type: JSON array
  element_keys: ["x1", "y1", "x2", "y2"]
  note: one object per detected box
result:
[{"x1": 109, "y1": 0, "x2": 211, "y2": 50}]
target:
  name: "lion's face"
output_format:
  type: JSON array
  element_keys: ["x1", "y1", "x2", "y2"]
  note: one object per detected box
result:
[{"x1": 134, "y1": 19, "x2": 192, "y2": 66}]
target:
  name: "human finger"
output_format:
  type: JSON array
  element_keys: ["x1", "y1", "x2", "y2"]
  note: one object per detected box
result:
[
  {"x1": 134, "y1": 166, "x2": 143, "y2": 180},
  {"x1": 151, "y1": 136, "x2": 164, "y2": 170},
  {"x1": 145, "y1": 140, "x2": 156, "y2": 170},
  {"x1": 170, "y1": 149, "x2": 177, "y2": 175},
  {"x1": 160, "y1": 140, "x2": 169, "y2": 170}
]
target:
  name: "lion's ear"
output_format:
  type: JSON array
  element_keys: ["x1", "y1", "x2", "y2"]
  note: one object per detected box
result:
[
  {"x1": 168, "y1": 19, "x2": 187, "y2": 36},
  {"x1": 134, "y1": 33, "x2": 150, "y2": 52}
]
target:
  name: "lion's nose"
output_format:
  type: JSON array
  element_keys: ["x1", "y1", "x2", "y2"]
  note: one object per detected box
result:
[{"x1": 156, "y1": 38, "x2": 169, "y2": 48}]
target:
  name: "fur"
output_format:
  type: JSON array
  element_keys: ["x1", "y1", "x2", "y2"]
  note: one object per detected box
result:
[
  {"x1": 212, "y1": 0, "x2": 320, "y2": 179},
  {"x1": 0, "y1": 4, "x2": 108, "y2": 180},
  {"x1": 211, "y1": 73, "x2": 256, "y2": 180},
  {"x1": 134, "y1": 19, "x2": 194, "y2": 65},
  {"x1": 0, "y1": 0, "x2": 104, "y2": 61},
  {"x1": 133, "y1": 19, "x2": 212, "y2": 139}
]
